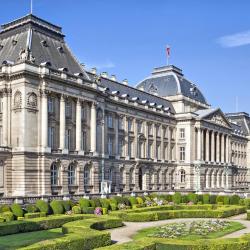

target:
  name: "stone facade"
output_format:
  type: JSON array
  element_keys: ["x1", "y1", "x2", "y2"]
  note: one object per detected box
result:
[{"x1": 0, "y1": 14, "x2": 249, "y2": 197}]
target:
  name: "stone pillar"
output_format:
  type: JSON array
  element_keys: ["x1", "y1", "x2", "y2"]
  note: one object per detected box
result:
[
  {"x1": 168, "y1": 127, "x2": 171, "y2": 161},
  {"x1": 221, "y1": 134, "x2": 225, "y2": 163},
  {"x1": 153, "y1": 124, "x2": 157, "y2": 160},
  {"x1": 145, "y1": 122, "x2": 149, "y2": 158},
  {"x1": 124, "y1": 116, "x2": 129, "y2": 158},
  {"x1": 115, "y1": 114, "x2": 119, "y2": 156},
  {"x1": 90, "y1": 102, "x2": 97, "y2": 154},
  {"x1": 211, "y1": 131, "x2": 215, "y2": 162},
  {"x1": 75, "y1": 99, "x2": 82, "y2": 152},
  {"x1": 216, "y1": 133, "x2": 220, "y2": 163},
  {"x1": 197, "y1": 128, "x2": 202, "y2": 161},
  {"x1": 205, "y1": 171, "x2": 209, "y2": 188},
  {"x1": 206, "y1": 130, "x2": 210, "y2": 162},
  {"x1": 228, "y1": 136, "x2": 231, "y2": 164},
  {"x1": 2, "y1": 89, "x2": 8, "y2": 146},
  {"x1": 161, "y1": 125, "x2": 164, "y2": 161},
  {"x1": 134, "y1": 120, "x2": 138, "y2": 158},
  {"x1": 41, "y1": 90, "x2": 48, "y2": 149},
  {"x1": 59, "y1": 95, "x2": 66, "y2": 151}
]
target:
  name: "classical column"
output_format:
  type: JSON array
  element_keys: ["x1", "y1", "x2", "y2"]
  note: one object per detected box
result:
[
  {"x1": 153, "y1": 124, "x2": 157, "y2": 160},
  {"x1": 41, "y1": 90, "x2": 48, "y2": 149},
  {"x1": 90, "y1": 102, "x2": 97, "y2": 154},
  {"x1": 221, "y1": 134, "x2": 225, "y2": 163},
  {"x1": 75, "y1": 99, "x2": 82, "y2": 152},
  {"x1": 145, "y1": 122, "x2": 149, "y2": 158},
  {"x1": 211, "y1": 131, "x2": 215, "y2": 162},
  {"x1": 2, "y1": 89, "x2": 8, "y2": 146},
  {"x1": 168, "y1": 127, "x2": 171, "y2": 161},
  {"x1": 197, "y1": 128, "x2": 202, "y2": 161},
  {"x1": 59, "y1": 95, "x2": 66, "y2": 151},
  {"x1": 134, "y1": 119, "x2": 138, "y2": 158},
  {"x1": 115, "y1": 114, "x2": 119, "y2": 156},
  {"x1": 216, "y1": 133, "x2": 220, "y2": 162},
  {"x1": 161, "y1": 125, "x2": 164, "y2": 161},
  {"x1": 124, "y1": 116, "x2": 129, "y2": 158},
  {"x1": 206, "y1": 130, "x2": 210, "y2": 162}
]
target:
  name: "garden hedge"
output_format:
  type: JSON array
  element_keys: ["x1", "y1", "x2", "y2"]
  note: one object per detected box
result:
[
  {"x1": 20, "y1": 216, "x2": 123, "y2": 250},
  {"x1": 0, "y1": 214, "x2": 90, "y2": 236}
]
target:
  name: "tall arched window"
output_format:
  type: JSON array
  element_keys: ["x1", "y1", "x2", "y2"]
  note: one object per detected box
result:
[
  {"x1": 68, "y1": 164, "x2": 76, "y2": 185},
  {"x1": 84, "y1": 165, "x2": 91, "y2": 187},
  {"x1": 180, "y1": 169, "x2": 186, "y2": 183},
  {"x1": 51, "y1": 163, "x2": 59, "y2": 186}
]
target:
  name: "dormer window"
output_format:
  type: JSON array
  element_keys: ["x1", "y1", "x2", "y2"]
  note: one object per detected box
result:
[
  {"x1": 0, "y1": 44, "x2": 3, "y2": 51},
  {"x1": 57, "y1": 46, "x2": 64, "y2": 53},
  {"x1": 41, "y1": 40, "x2": 48, "y2": 47},
  {"x1": 12, "y1": 39, "x2": 17, "y2": 46}
]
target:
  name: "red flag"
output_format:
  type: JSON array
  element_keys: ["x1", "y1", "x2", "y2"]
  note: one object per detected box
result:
[{"x1": 166, "y1": 45, "x2": 170, "y2": 57}]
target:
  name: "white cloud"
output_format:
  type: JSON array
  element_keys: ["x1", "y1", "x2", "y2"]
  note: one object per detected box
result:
[
  {"x1": 85, "y1": 59, "x2": 115, "y2": 70},
  {"x1": 217, "y1": 30, "x2": 250, "y2": 48}
]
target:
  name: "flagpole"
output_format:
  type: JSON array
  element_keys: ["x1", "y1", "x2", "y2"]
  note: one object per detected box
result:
[{"x1": 31, "y1": 0, "x2": 33, "y2": 14}]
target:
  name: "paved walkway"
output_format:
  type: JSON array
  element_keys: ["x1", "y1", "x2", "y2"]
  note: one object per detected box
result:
[{"x1": 108, "y1": 213, "x2": 250, "y2": 244}]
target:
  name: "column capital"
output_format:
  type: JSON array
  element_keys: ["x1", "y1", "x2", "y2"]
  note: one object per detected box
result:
[
  {"x1": 39, "y1": 89, "x2": 49, "y2": 97},
  {"x1": 2, "y1": 87, "x2": 12, "y2": 97}
]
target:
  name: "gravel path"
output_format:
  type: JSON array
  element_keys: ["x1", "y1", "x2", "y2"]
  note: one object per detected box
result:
[{"x1": 108, "y1": 213, "x2": 250, "y2": 244}]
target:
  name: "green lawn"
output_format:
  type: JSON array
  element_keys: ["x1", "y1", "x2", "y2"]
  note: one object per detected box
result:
[
  {"x1": 0, "y1": 228, "x2": 64, "y2": 250},
  {"x1": 133, "y1": 221, "x2": 245, "y2": 241}
]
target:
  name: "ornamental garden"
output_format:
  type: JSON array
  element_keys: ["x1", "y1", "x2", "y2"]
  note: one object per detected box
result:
[{"x1": 0, "y1": 193, "x2": 250, "y2": 249}]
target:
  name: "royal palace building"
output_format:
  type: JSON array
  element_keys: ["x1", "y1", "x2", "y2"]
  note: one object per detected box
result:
[{"x1": 0, "y1": 14, "x2": 249, "y2": 197}]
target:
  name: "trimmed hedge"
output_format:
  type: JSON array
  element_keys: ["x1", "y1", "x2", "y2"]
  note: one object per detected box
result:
[
  {"x1": 24, "y1": 212, "x2": 46, "y2": 219},
  {"x1": 0, "y1": 211, "x2": 14, "y2": 222},
  {"x1": 11, "y1": 203, "x2": 24, "y2": 218},
  {"x1": 72, "y1": 206, "x2": 81, "y2": 214},
  {"x1": 21, "y1": 216, "x2": 123, "y2": 250},
  {"x1": 26, "y1": 204, "x2": 38, "y2": 213},
  {"x1": 0, "y1": 214, "x2": 89, "y2": 236},
  {"x1": 79, "y1": 198, "x2": 90, "y2": 209},
  {"x1": 0, "y1": 205, "x2": 10, "y2": 213}
]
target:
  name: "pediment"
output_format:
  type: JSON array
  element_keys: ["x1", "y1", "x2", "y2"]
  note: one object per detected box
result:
[{"x1": 198, "y1": 109, "x2": 231, "y2": 128}]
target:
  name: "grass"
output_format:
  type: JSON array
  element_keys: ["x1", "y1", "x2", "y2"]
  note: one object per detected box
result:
[
  {"x1": 0, "y1": 228, "x2": 64, "y2": 250},
  {"x1": 133, "y1": 221, "x2": 245, "y2": 241}
]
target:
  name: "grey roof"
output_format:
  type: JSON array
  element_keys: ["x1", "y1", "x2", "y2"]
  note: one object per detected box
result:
[
  {"x1": 226, "y1": 112, "x2": 250, "y2": 135},
  {"x1": 87, "y1": 72, "x2": 175, "y2": 114},
  {"x1": 0, "y1": 14, "x2": 89, "y2": 78},
  {"x1": 136, "y1": 65, "x2": 208, "y2": 105},
  {"x1": 195, "y1": 108, "x2": 217, "y2": 118}
]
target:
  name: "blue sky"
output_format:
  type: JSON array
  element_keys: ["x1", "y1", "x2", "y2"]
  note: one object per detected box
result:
[{"x1": 1, "y1": 0, "x2": 250, "y2": 114}]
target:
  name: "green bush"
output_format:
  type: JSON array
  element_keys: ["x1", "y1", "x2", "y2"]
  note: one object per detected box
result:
[
  {"x1": 36, "y1": 200, "x2": 49, "y2": 214},
  {"x1": 89, "y1": 199, "x2": 95, "y2": 207},
  {"x1": 181, "y1": 195, "x2": 188, "y2": 203},
  {"x1": 230, "y1": 195, "x2": 240, "y2": 205},
  {"x1": 209, "y1": 195, "x2": 217, "y2": 204},
  {"x1": 224, "y1": 196, "x2": 230, "y2": 205},
  {"x1": 78, "y1": 198, "x2": 90, "y2": 209},
  {"x1": 113, "y1": 196, "x2": 130, "y2": 206},
  {"x1": 173, "y1": 192, "x2": 182, "y2": 204},
  {"x1": 50, "y1": 200, "x2": 64, "y2": 215},
  {"x1": 0, "y1": 205, "x2": 10, "y2": 213},
  {"x1": 239, "y1": 199, "x2": 245, "y2": 206},
  {"x1": 0, "y1": 217, "x2": 4, "y2": 223},
  {"x1": 82, "y1": 207, "x2": 95, "y2": 214},
  {"x1": 128, "y1": 197, "x2": 138, "y2": 206},
  {"x1": 11, "y1": 203, "x2": 24, "y2": 218},
  {"x1": 100, "y1": 198, "x2": 110, "y2": 209},
  {"x1": 61, "y1": 200, "x2": 71, "y2": 212},
  {"x1": 92, "y1": 198, "x2": 101, "y2": 208},
  {"x1": 136, "y1": 197, "x2": 144, "y2": 205},
  {"x1": 216, "y1": 195, "x2": 225, "y2": 204},
  {"x1": 102, "y1": 208, "x2": 108, "y2": 215},
  {"x1": 72, "y1": 206, "x2": 81, "y2": 214},
  {"x1": 109, "y1": 198, "x2": 118, "y2": 211},
  {"x1": 26, "y1": 204, "x2": 38, "y2": 213},
  {"x1": 187, "y1": 193, "x2": 198, "y2": 204},
  {"x1": 0, "y1": 211, "x2": 14, "y2": 222},
  {"x1": 203, "y1": 194, "x2": 210, "y2": 204},
  {"x1": 244, "y1": 199, "x2": 250, "y2": 209}
]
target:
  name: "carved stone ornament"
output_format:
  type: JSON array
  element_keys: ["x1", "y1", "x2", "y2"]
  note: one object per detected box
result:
[
  {"x1": 27, "y1": 92, "x2": 37, "y2": 108},
  {"x1": 13, "y1": 91, "x2": 22, "y2": 108},
  {"x1": 18, "y1": 48, "x2": 35, "y2": 63}
]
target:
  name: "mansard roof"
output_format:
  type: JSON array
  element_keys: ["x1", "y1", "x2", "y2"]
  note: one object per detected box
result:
[
  {"x1": 0, "y1": 14, "x2": 89, "y2": 79},
  {"x1": 226, "y1": 112, "x2": 250, "y2": 135},
  {"x1": 136, "y1": 65, "x2": 208, "y2": 105},
  {"x1": 87, "y1": 72, "x2": 175, "y2": 114}
]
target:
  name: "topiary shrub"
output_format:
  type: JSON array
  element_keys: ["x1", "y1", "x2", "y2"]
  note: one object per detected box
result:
[
  {"x1": 36, "y1": 200, "x2": 49, "y2": 214},
  {"x1": 26, "y1": 204, "x2": 38, "y2": 213},
  {"x1": 82, "y1": 207, "x2": 95, "y2": 214},
  {"x1": 239, "y1": 198, "x2": 245, "y2": 206},
  {"x1": 61, "y1": 200, "x2": 71, "y2": 212},
  {"x1": 187, "y1": 193, "x2": 198, "y2": 204},
  {"x1": 1, "y1": 211, "x2": 14, "y2": 222},
  {"x1": 128, "y1": 197, "x2": 138, "y2": 206},
  {"x1": 203, "y1": 194, "x2": 210, "y2": 204},
  {"x1": 181, "y1": 195, "x2": 188, "y2": 203},
  {"x1": 0, "y1": 205, "x2": 10, "y2": 213},
  {"x1": 72, "y1": 206, "x2": 81, "y2": 214},
  {"x1": 244, "y1": 199, "x2": 250, "y2": 209},
  {"x1": 78, "y1": 198, "x2": 90, "y2": 209},
  {"x1": 223, "y1": 196, "x2": 230, "y2": 205},
  {"x1": 216, "y1": 195, "x2": 225, "y2": 204},
  {"x1": 100, "y1": 199, "x2": 110, "y2": 210},
  {"x1": 136, "y1": 197, "x2": 144, "y2": 205},
  {"x1": 173, "y1": 192, "x2": 182, "y2": 204},
  {"x1": 89, "y1": 199, "x2": 95, "y2": 207},
  {"x1": 11, "y1": 203, "x2": 24, "y2": 218},
  {"x1": 209, "y1": 195, "x2": 217, "y2": 204},
  {"x1": 92, "y1": 198, "x2": 101, "y2": 208},
  {"x1": 230, "y1": 195, "x2": 240, "y2": 205},
  {"x1": 50, "y1": 200, "x2": 64, "y2": 215}
]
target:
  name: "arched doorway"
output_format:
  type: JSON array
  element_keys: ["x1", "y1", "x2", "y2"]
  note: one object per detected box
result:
[{"x1": 138, "y1": 168, "x2": 143, "y2": 190}]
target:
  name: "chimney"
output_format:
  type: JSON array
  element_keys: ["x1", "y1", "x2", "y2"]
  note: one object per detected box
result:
[
  {"x1": 101, "y1": 72, "x2": 108, "y2": 78},
  {"x1": 110, "y1": 74, "x2": 117, "y2": 81}
]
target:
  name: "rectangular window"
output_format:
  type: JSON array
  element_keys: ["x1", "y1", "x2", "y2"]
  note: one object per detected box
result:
[
  {"x1": 128, "y1": 140, "x2": 133, "y2": 157},
  {"x1": 0, "y1": 163, "x2": 3, "y2": 188},
  {"x1": 81, "y1": 131, "x2": 86, "y2": 150},
  {"x1": 137, "y1": 122, "x2": 142, "y2": 133},
  {"x1": 156, "y1": 144, "x2": 160, "y2": 159},
  {"x1": 107, "y1": 115, "x2": 113, "y2": 128},
  {"x1": 180, "y1": 128, "x2": 185, "y2": 139},
  {"x1": 128, "y1": 119, "x2": 133, "y2": 132},
  {"x1": 118, "y1": 117, "x2": 124, "y2": 130},
  {"x1": 48, "y1": 97, "x2": 54, "y2": 113},
  {"x1": 156, "y1": 126, "x2": 160, "y2": 137},
  {"x1": 81, "y1": 107, "x2": 86, "y2": 120},
  {"x1": 65, "y1": 129, "x2": 71, "y2": 150},
  {"x1": 108, "y1": 136, "x2": 113, "y2": 155},
  {"x1": 118, "y1": 138, "x2": 124, "y2": 156},
  {"x1": 148, "y1": 124, "x2": 152, "y2": 135},
  {"x1": 48, "y1": 126, "x2": 55, "y2": 148},
  {"x1": 65, "y1": 102, "x2": 71, "y2": 118},
  {"x1": 148, "y1": 143, "x2": 152, "y2": 158},
  {"x1": 180, "y1": 146, "x2": 185, "y2": 161}
]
